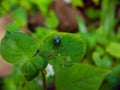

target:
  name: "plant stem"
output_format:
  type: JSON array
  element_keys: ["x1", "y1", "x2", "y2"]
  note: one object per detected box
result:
[{"x1": 41, "y1": 70, "x2": 47, "y2": 90}]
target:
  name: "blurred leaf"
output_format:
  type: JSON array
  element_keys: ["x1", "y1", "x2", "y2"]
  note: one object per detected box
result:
[
  {"x1": 45, "y1": 11, "x2": 59, "y2": 29},
  {"x1": 100, "y1": 0, "x2": 116, "y2": 36},
  {"x1": 12, "y1": 7, "x2": 27, "y2": 27},
  {"x1": 94, "y1": 33, "x2": 109, "y2": 46},
  {"x1": 21, "y1": 56, "x2": 44, "y2": 81},
  {"x1": 34, "y1": 27, "x2": 57, "y2": 39},
  {"x1": 71, "y1": 0, "x2": 84, "y2": 7},
  {"x1": 100, "y1": 83, "x2": 112, "y2": 90},
  {"x1": 30, "y1": 0, "x2": 53, "y2": 15},
  {"x1": 77, "y1": 16, "x2": 87, "y2": 33},
  {"x1": 3, "y1": 64, "x2": 25, "y2": 90},
  {"x1": 3, "y1": 78, "x2": 17, "y2": 90},
  {"x1": 40, "y1": 32, "x2": 86, "y2": 67},
  {"x1": 106, "y1": 42, "x2": 120, "y2": 58},
  {"x1": 24, "y1": 80, "x2": 42, "y2": 90},
  {"x1": 107, "y1": 64, "x2": 120, "y2": 89},
  {"x1": 0, "y1": 1, "x2": 12, "y2": 14},
  {"x1": 20, "y1": 0, "x2": 32, "y2": 10},
  {"x1": 92, "y1": 52, "x2": 112, "y2": 68},
  {"x1": 56, "y1": 64, "x2": 108, "y2": 90},
  {"x1": 92, "y1": 0, "x2": 100, "y2": 5},
  {"x1": 117, "y1": 26, "x2": 120, "y2": 41},
  {"x1": 95, "y1": 46, "x2": 105, "y2": 56},
  {"x1": 6, "y1": 22, "x2": 22, "y2": 32},
  {"x1": 39, "y1": 52, "x2": 49, "y2": 69},
  {"x1": 0, "y1": 0, "x2": 18, "y2": 16},
  {"x1": 83, "y1": 33, "x2": 96, "y2": 49},
  {"x1": 85, "y1": 7, "x2": 100, "y2": 19},
  {"x1": 0, "y1": 32, "x2": 38, "y2": 64},
  {"x1": 102, "y1": 55, "x2": 113, "y2": 68}
]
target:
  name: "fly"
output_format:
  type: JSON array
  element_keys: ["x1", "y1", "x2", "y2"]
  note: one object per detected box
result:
[{"x1": 53, "y1": 36, "x2": 61, "y2": 46}]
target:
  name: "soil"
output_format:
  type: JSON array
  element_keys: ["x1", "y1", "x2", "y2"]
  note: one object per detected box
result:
[{"x1": 0, "y1": 15, "x2": 13, "y2": 77}]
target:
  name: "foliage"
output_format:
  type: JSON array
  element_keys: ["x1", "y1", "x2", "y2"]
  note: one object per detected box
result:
[
  {"x1": 0, "y1": 31, "x2": 86, "y2": 90},
  {"x1": 40, "y1": 32, "x2": 86, "y2": 67},
  {"x1": 0, "y1": 32, "x2": 38, "y2": 64},
  {"x1": 56, "y1": 64, "x2": 108, "y2": 90},
  {"x1": 0, "y1": 0, "x2": 120, "y2": 90}
]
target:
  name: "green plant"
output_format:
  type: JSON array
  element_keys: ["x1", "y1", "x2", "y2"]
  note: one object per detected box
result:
[
  {"x1": 0, "y1": 0, "x2": 120, "y2": 90},
  {"x1": 76, "y1": 0, "x2": 120, "y2": 89},
  {"x1": 0, "y1": 0, "x2": 59, "y2": 32},
  {"x1": 0, "y1": 31, "x2": 82, "y2": 89}
]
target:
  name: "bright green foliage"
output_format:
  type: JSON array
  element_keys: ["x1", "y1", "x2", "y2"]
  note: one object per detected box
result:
[
  {"x1": 40, "y1": 32, "x2": 86, "y2": 67},
  {"x1": 19, "y1": 0, "x2": 32, "y2": 10},
  {"x1": 85, "y1": 7, "x2": 100, "y2": 19},
  {"x1": 117, "y1": 27, "x2": 120, "y2": 40},
  {"x1": 0, "y1": 0, "x2": 119, "y2": 89},
  {"x1": 56, "y1": 64, "x2": 108, "y2": 90},
  {"x1": 21, "y1": 56, "x2": 44, "y2": 81},
  {"x1": 30, "y1": 0, "x2": 53, "y2": 15},
  {"x1": 3, "y1": 64, "x2": 25, "y2": 90},
  {"x1": 0, "y1": 0, "x2": 18, "y2": 16},
  {"x1": 92, "y1": 52, "x2": 112, "y2": 68},
  {"x1": 0, "y1": 32, "x2": 38, "y2": 64},
  {"x1": 71, "y1": 0, "x2": 84, "y2": 7},
  {"x1": 92, "y1": 0, "x2": 100, "y2": 5},
  {"x1": 12, "y1": 7, "x2": 27, "y2": 26},
  {"x1": 6, "y1": 7, "x2": 27, "y2": 32},
  {"x1": 0, "y1": 0, "x2": 53, "y2": 16},
  {"x1": 106, "y1": 42, "x2": 120, "y2": 58},
  {"x1": 34, "y1": 27, "x2": 57, "y2": 40},
  {"x1": 44, "y1": 11, "x2": 59, "y2": 29},
  {"x1": 95, "y1": 46, "x2": 105, "y2": 56},
  {"x1": 94, "y1": 33, "x2": 109, "y2": 46},
  {"x1": 24, "y1": 80, "x2": 42, "y2": 90},
  {"x1": 77, "y1": 16, "x2": 87, "y2": 33},
  {"x1": 6, "y1": 22, "x2": 22, "y2": 32},
  {"x1": 100, "y1": 0, "x2": 116, "y2": 36}
]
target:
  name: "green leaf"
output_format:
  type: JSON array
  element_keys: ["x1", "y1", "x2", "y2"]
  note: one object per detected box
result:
[
  {"x1": 21, "y1": 56, "x2": 44, "y2": 81},
  {"x1": 71, "y1": 0, "x2": 84, "y2": 7},
  {"x1": 84, "y1": 7, "x2": 100, "y2": 19},
  {"x1": 3, "y1": 64, "x2": 25, "y2": 90},
  {"x1": 107, "y1": 64, "x2": 120, "y2": 88},
  {"x1": 95, "y1": 46, "x2": 105, "y2": 56},
  {"x1": 100, "y1": 0, "x2": 116, "y2": 36},
  {"x1": 100, "y1": 83, "x2": 112, "y2": 90},
  {"x1": 94, "y1": 33, "x2": 109, "y2": 46},
  {"x1": 0, "y1": 32, "x2": 38, "y2": 64},
  {"x1": 0, "y1": 1, "x2": 12, "y2": 16},
  {"x1": 44, "y1": 11, "x2": 59, "y2": 29},
  {"x1": 56, "y1": 64, "x2": 108, "y2": 90},
  {"x1": 34, "y1": 27, "x2": 57, "y2": 39},
  {"x1": 92, "y1": 52, "x2": 112, "y2": 68},
  {"x1": 92, "y1": 0, "x2": 100, "y2": 5},
  {"x1": 77, "y1": 16, "x2": 87, "y2": 33},
  {"x1": 20, "y1": 0, "x2": 32, "y2": 10},
  {"x1": 39, "y1": 52, "x2": 48, "y2": 69},
  {"x1": 40, "y1": 32, "x2": 86, "y2": 67},
  {"x1": 6, "y1": 22, "x2": 22, "y2": 32},
  {"x1": 24, "y1": 80, "x2": 42, "y2": 90},
  {"x1": 30, "y1": 0, "x2": 53, "y2": 15},
  {"x1": 106, "y1": 42, "x2": 120, "y2": 58},
  {"x1": 12, "y1": 7, "x2": 27, "y2": 27},
  {"x1": 117, "y1": 26, "x2": 120, "y2": 40}
]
